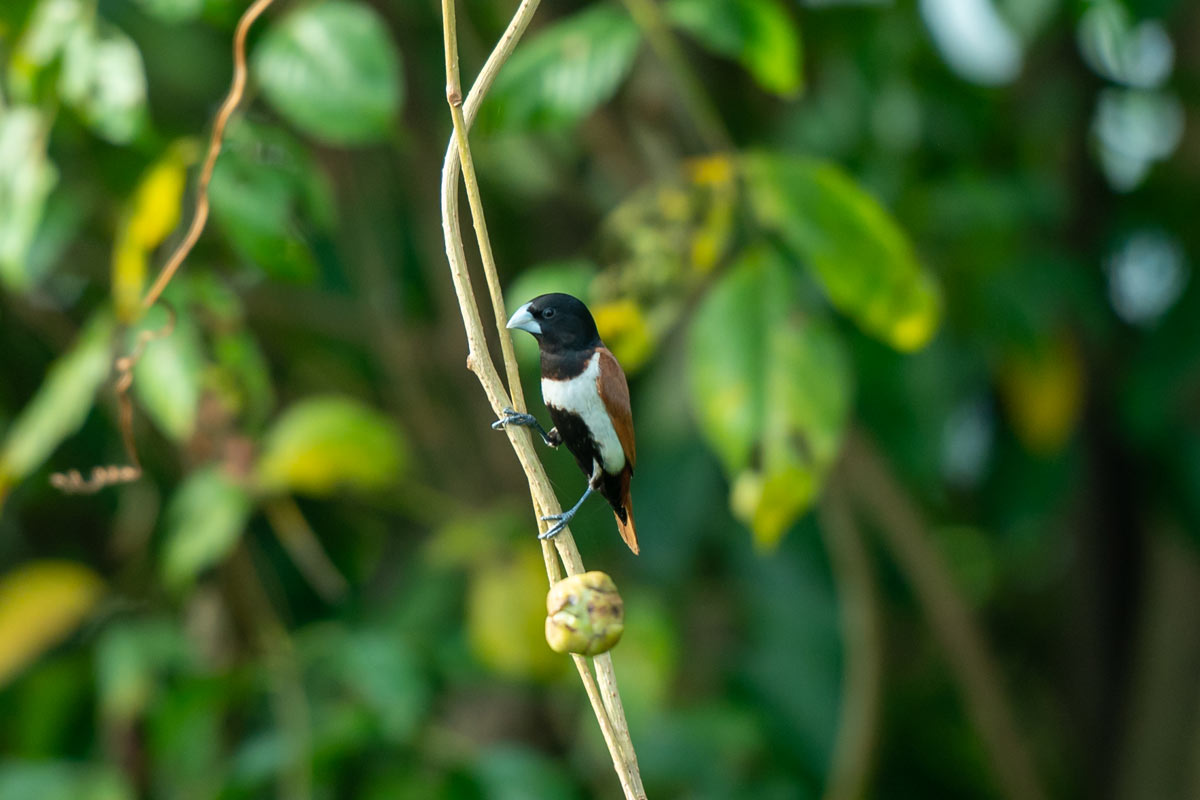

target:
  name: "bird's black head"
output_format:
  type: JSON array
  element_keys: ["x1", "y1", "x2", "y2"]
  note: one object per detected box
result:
[{"x1": 506, "y1": 293, "x2": 600, "y2": 353}]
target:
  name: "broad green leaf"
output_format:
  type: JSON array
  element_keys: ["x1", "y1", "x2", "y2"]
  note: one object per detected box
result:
[
  {"x1": 0, "y1": 313, "x2": 114, "y2": 493},
  {"x1": 132, "y1": 314, "x2": 204, "y2": 442},
  {"x1": 252, "y1": 1, "x2": 403, "y2": 145},
  {"x1": 256, "y1": 396, "x2": 405, "y2": 495},
  {"x1": 133, "y1": 0, "x2": 205, "y2": 24},
  {"x1": 299, "y1": 626, "x2": 430, "y2": 744},
  {"x1": 472, "y1": 747, "x2": 578, "y2": 800},
  {"x1": 744, "y1": 152, "x2": 941, "y2": 352},
  {"x1": 8, "y1": 0, "x2": 89, "y2": 102},
  {"x1": 160, "y1": 467, "x2": 252, "y2": 590},
  {"x1": 0, "y1": 561, "x2": 104, "y2": 688},
  {"x1": 482, "y1": 5, "x2": 641, "y2": 132},
  {"x1": 467, "y1": 548, "x2": 562, "y2": 681},
  {"x1": 212, "y1": 329, "x2": 275, "y2": 429},
  {"x1": 209, "y1": 120, "x2": 327, "y2": 282},
  {"x1": 667, "y1": 0, "x2": 803, "y2": 96},
  {"x1": 0, "y1": 762, "x2": 132, "y2": 800},
  {"x1": 688, "y1": 247, "x2": 851, "y2": 547},
  {"x1": 59, "y1": 23, "x2": 148, "y2": 144},
  {"x1": 0, "y1": 107, "x2": 57, "y2": 289},
  {"x1": 96, "y1": 620, "x2": 189, "y2": 723}
]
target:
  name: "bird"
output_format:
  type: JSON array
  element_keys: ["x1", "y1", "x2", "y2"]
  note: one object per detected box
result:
[{"x1": 493, "y1": 293, "x2": 639, "y2": 555}]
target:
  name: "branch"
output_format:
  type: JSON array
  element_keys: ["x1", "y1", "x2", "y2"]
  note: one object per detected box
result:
[
  {"x1": 844, "y1": 431, "x2": 1047, "y2": 800},
  {"x1": 438, "y1": 1, "x2": 644, "y2": 796},
  {"x1": 52, "y1": 0, "x2": 278, "y2": 494},
  {"x1": 140, "y1": 0, "x2": 277, "y2": 311},
  {"x1": 819, "y1": 481, "x2": 883, "y2": 800}
]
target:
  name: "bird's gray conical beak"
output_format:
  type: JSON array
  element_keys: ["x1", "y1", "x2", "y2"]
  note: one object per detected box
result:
[{"x1": 506, "y1": 303, "x2": 541, "y2": 335}]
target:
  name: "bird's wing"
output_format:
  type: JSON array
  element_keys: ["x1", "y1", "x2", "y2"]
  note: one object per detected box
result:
[{"x1": 596, "y1": 347, "x2": 635, "y2": 471}]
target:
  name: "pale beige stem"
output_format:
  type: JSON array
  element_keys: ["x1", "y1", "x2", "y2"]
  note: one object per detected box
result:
[{"x1": 439, "y1": 0, "x2": 644, "y2": 796}]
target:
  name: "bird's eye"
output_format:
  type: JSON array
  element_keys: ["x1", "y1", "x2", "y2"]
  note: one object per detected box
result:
[{"x1": 543, "y1": 308, "x2": 556, "y2": 319}]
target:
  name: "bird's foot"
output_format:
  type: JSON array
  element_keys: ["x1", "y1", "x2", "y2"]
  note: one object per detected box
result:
[
  {"x1": 492, "y1": 408, "x2": 539, "y2": 431},
  {"x1": 538, "y1": 508, "x2": 577, "y2": 540}
]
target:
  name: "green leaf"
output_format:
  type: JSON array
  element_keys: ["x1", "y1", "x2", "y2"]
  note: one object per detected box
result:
[
  {"x1": 256, "y1": 396, "x2": 405, "y2": 495},
  {"x1": 132, "y1": 314, "x2": 204, "y2": 442},
  {"x1": 482, "y1": 5, "x2": 641, "y2": 132},
  {"x1": 744, "y1": 152, "x2": 941, "y2": 352},
  {"x1": 133, "y1": 0, "x2": 205, "y2": 24},
  {"x1": 212, "y1": 329, "x2": 275, "y2": 429},
  {"x1": 160, "y1": 467, "x2": 252, "y2": 590},
  {"x1": 0, "y1": 762, "x2": 132, "y2": 800},
  {"x1": 252, "y1": 1, "x2": 403, "y2": 145},
  {"x1": 0, "y1": 313, "x2": 114, "y2": 490},
  {"x1": 96, "y1": 620, "x2": 189, "y2": 723},
  {"x1": 0, "y1": 107, "x2": 57, "y2": 290},
  {"x1": 472, "y1": 746, "x2": 579, "y2": 800},
  {"x1": 667, "y1": 0, "x2": 803, "y2": 96},
  {"x1": 209, "y1": 120, "x2": 327, "y2": 282},
  {"x1": 468, "y1": 550, "x2": 562, "y2": 680},
  {"x1": 688, "y1": 247, "x2": 851, "y2": 546},
  {"x1": 59, "y1": 23, "x2": 148, "y2": 144}
]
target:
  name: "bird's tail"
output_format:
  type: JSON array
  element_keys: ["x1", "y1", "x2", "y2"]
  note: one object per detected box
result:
[{"x1": 615, "y1": 498, "x2": 639, "y2": 555}]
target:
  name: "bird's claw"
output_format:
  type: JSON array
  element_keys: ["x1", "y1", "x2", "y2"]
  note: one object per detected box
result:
[
  {"x1": 537, "y1": 509, "x2": 575, "y2": 539},
  {"x1": 492, "y1": 407, "x2": 536, "y2": 431},
  {"x1": 538, "y1": 519, "x2": 569, "y2": 539}
]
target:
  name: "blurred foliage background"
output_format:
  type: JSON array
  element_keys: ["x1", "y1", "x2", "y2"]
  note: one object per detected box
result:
[{"x1": 1, "y1": 0, "x2": 1199, "y2": 797}]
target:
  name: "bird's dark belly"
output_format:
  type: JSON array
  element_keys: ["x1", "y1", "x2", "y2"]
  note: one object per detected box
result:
[
  {"x1": 547, "y1": 404, "x2": 627, "y2": 520},
  {"x1": 547, "y1": 405, "x2": 598, "y2": 478}
]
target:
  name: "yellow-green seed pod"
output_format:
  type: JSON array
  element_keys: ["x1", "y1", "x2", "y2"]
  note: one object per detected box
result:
[{"x1": 545, "y1": 571, "x2": 624, "y2": 656}]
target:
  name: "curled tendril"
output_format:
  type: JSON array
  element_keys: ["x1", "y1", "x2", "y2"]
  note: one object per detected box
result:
[
  {"x1": 50, "y1": 0, "x2": 278, "y2": 495},
  {"x1": 49, "y1": 304, "x2": 176, "y2": 494}
]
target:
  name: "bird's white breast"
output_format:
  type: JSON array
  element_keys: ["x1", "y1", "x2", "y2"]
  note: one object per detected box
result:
[{"x1": 542, "y1": 352, "x2": 625, "y2": 473}]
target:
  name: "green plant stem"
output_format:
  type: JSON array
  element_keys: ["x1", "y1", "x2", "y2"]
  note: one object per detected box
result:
[
  {"x1": 228, "y1": 546, "x2": 311, "y2": 800},
  {"x1": 263, "y1": 497, "x2": 348, "y2": 603},
  {"x1": 439, "y1": 1, "x2": 645, "y2": 796},
  {"x1": 844, "y1": 431, "x2": 1047, "y2": 800},
  {"x1": 819, "y1": 482, "x2": 883, "y2": 800},
  {"x1": 617, "y1": 0, "x2": 732, "y2": 153}
]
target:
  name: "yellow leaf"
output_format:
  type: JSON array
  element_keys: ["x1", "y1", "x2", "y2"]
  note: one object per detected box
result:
[
  {"x1": 111, "y1": 231, "x2": 147, "y2": 325},
  {"x1": 256, "y1": 396, "x2": 406, "y2": 495},
  {"x1": 999, "y1": 333, "x2": 1084, "y2": 455},
  {"x1": 0, "y1": 561, "x2": 104, "y2": 687},
  {"x1": 467, "y1": 549, "x2": 563, "y2": 681},
  {"x1": 593, "y1": 299, "x2": 654, "y2": 373},
  {"x1": 112, "y1": 144, "x2": 190, "y2": 322},
  {"x1": 687, "y1": 154, "x2": 734, "y2": 186},
  {"x1": 731, "y1": 467, "x2": 817, "y2": 551},
  {"x1": 129, "y1": 155, "x2": 188, "y2": 245}
]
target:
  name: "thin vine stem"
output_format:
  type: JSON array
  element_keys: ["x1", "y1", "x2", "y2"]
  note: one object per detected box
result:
[
  {"x1": 52, "y1": 0, "x2": 278, "y2": 494},
  {"x1": 844, "y1": 431, "x2": 1047, "y2": 800},
  {"x1": 140, "y1": 0, "x2": 276, "y2": 312},
  {"x1": 438, "y1": 0, "x2": 645, "y2": 796}
]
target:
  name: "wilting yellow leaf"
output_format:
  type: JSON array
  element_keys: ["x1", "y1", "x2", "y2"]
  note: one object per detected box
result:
[
  {"x1": 0, "y1": 561, "x2": 104, "y2": 687},
  {"x1": 467, "y1": 548, "x2": 562, "y2": 681},
  {"x1": 112, "y1": 144, "x2": 190, "y2": 321},
  {"x1": 999, "y1": 333, "x2": 1084, "y2": 455},
  {"x1": 594, "y1": 299, "x2": 654, "y2": 373},
  {"x1": 687, "y1": 154, "x2": 734, "y2": 186},
  {"x1": 256, "y1": 396, "x2": 406, "y2": 495}
]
